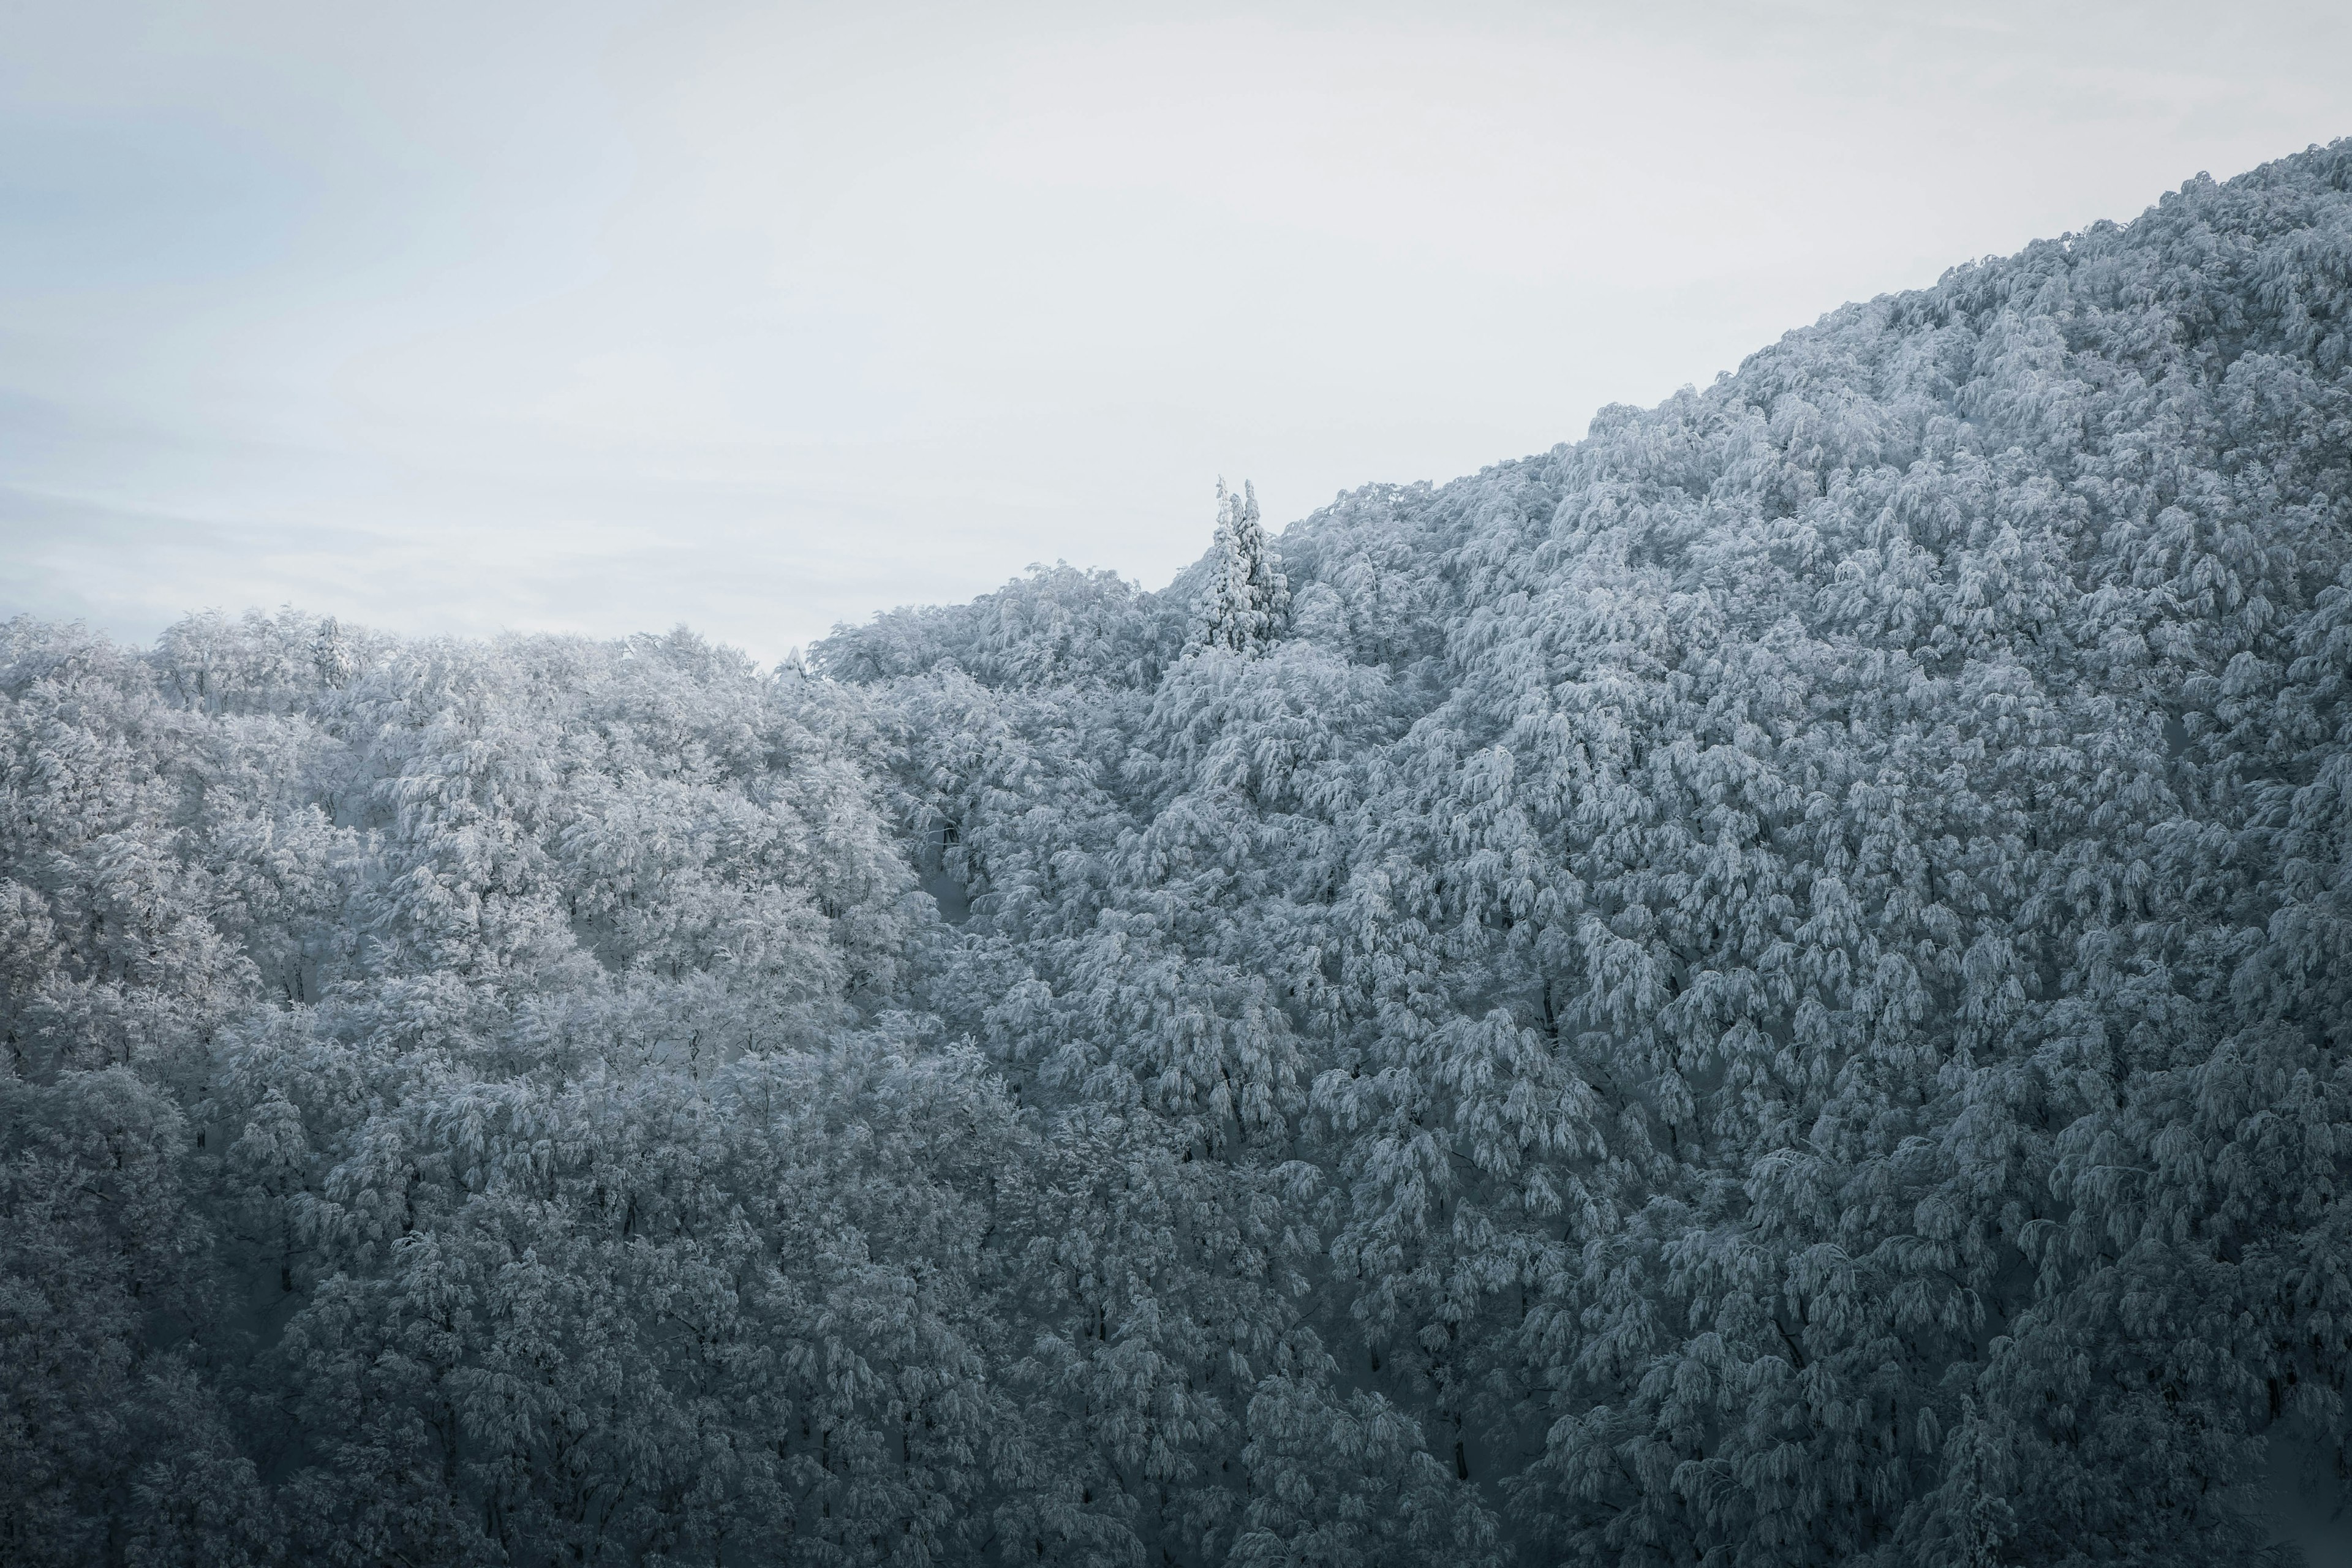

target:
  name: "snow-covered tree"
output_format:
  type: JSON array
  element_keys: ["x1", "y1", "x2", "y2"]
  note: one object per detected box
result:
[{"x1": 1188, "y1": 480, "x2": 1290, "y2": 659}]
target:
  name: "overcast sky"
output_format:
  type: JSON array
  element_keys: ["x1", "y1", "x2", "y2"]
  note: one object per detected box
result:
[{"x1": 4, "y1": 1, "x2": 2350, "y2": 663}]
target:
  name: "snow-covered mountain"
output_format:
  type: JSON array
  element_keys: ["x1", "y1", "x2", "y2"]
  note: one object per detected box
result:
[{"x1": 8, "y1": 140, "x2": 2352, "y2": 1566}]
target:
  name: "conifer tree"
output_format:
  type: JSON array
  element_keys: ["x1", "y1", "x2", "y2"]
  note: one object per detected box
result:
[
  {"x1": 1188, "y1": 479, "x2": 1289, "y2": 658},
  {"x1": 309, "y1": 616, "x2": 356, "y2": 688}
]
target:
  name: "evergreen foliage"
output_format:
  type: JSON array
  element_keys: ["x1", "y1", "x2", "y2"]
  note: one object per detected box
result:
[{"x1": 1189, "y1": 480, "x2": 1292, "y2": 659}]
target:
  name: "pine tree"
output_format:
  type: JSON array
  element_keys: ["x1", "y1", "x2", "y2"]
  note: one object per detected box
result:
[
  {"x1": 1188, "y1": 479, "x2": 1289, "y2": 658},
  {"x1": 310, "y1": 615, "x2": 356, "y2": 688}
]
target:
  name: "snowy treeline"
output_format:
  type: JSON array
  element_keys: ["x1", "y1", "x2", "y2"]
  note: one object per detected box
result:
[{"x1": 8, "y1": 141, "x2": 2352, "y2": 1566}]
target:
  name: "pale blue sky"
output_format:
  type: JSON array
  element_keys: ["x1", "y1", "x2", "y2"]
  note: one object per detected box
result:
[{"x1": 6, "y1": 0, "x2": 2350, "y2": 662}]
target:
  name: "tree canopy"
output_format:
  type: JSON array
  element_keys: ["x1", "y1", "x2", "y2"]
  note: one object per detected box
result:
[{"x1": 8, "y1": 141, "x2": 2352, "y2": 1566}]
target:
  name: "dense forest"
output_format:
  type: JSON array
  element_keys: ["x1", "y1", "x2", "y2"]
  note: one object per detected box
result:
[{"x1": 8, "y1": 141, "x2": 2352, "y2": 1566}]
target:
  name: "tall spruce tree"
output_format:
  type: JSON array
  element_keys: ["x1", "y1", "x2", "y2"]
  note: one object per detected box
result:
[{"x1": 1188, "y1": 479, "x2": 1289, "y2": 658}]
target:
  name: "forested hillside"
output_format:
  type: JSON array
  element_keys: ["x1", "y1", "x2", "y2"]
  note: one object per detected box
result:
[{"x1": 9, "y1": 142, "x2": 2352, "y2": 1566}]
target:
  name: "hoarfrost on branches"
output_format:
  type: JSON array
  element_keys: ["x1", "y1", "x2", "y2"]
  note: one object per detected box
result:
[{"x1": 11, "y1": 142, "x2": 2352, "y2": 1566}]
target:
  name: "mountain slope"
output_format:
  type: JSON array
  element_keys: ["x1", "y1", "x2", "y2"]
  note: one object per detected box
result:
[
  {"x1": 823, "y1": 141, "x2": 2352, "y2": 1565},
  {"x1": 5, "y1": 141, "x2": 2352, "y2": 1567}
]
